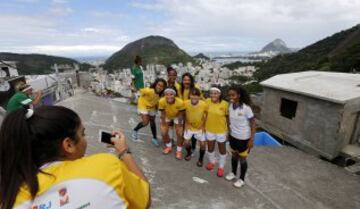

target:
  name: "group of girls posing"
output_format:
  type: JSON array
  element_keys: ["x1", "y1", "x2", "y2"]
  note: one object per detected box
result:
[{"x1": 131, "y1": 67, "x2": 256, "y2": 188}]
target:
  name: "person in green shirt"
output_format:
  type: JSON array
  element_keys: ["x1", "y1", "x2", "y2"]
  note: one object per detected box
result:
[
  {"x1": 6, "y1": 81, "x2": 42, "y2": 113},
  {"x1": 130, "y1": 56, "x2": 145, "y2": 103}
]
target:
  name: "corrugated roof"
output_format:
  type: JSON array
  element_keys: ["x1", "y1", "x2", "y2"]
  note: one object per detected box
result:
[{"x1": 260, "y1": 71, "x2": 360, "y2": 104}]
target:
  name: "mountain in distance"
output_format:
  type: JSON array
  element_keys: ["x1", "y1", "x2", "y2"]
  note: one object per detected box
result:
[
  {"x1": 193, "y1": 53, "x2": 210, "y2": 60},
  {"x1": 260, "y1": 38, "x2": 292, "y2": 54},
  {"x1": 254, "y1": 24, "x2": 360, "y2": 81},
  {"x1": 0, "y1": 52, "x2": 92, "y2": 75},
  {"x1": 104, "y1": 36, "x2": 194, "y2": 70}
]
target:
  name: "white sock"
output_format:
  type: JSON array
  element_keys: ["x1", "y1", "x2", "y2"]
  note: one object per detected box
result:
[
  {"x1": 177, "y1": 146, "x2": 182, "y2": 152},
  {"x1": 219, "y1": 154, "x2": 227, "y2": 168},
  {"x1": 208, "y1": 152, "x2": 216, "y2": 164},
  {"x1": 166, "y1": 142, "x2": 172, "y2": 148}
]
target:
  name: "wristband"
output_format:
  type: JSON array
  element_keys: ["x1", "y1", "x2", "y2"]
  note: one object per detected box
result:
[{"x1": 118, "y1": 148, "x2": 132, "y2": 159}]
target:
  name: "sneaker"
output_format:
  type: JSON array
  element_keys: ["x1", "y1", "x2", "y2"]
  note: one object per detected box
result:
[
  {"x1": 191, "y1": 149, "x2": 195, "y2": 157},
  {"x1": 225, "y1": 172, "x2": 236, "y2": 181},
  {"x1": 175, "y1": 151, "x2": 182, "y2": 160},
  {"x1": 184, "y1": 153, "x2": 192, "y2": 161},
  {"x1": 217, "y1": 168, "x2": 224, "y2": 177},
  {"x1": 233, "y1": 179, "x2": 245, "y2": 188},
  {"x1": 151, "y1": 138, "x2": 160, "y2": 147},
  {"x1": 196, "y1": 161, "x2": 203, "y2": 167},
  {"x1": 163, "y1": 147, "x2": 172, "y2": 155},
  {"x1": 206, "y1": 162, "x2": 215, "y2": 170},
  {"x1": 131, "y1": 130, "x2": 138, "y2": 140},
  {"x1": 131, "y1": 131, "x2": 142, "y2": 142}
]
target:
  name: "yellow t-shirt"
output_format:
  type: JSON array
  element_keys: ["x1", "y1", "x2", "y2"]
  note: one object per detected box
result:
[
  {"x1": 205, "y1": 99, "x2": 229, "y2": 134},
  {"x1": 158, "y1": 97, "x2": 185, "y2": 120},
  {"x1": 137, "y1": 87, "x2": 160, "y2": 111},
  {"x1": 14, "y1": 154, "x2": 149, "y2": 209},
  {"x1": 178, "y1": 84, "x2": 202, "y2": 101},
  {"x1": 184, "y1": 100, "x2": 208, "y2": 131}
]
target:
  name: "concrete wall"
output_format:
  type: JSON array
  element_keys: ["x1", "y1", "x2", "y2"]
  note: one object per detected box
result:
[
  {"x1": 261, "y1": 87, "x2": 344, "y2": 159},
  {"x1": 343, "y1": 98, "x2": 360, "y2": 145}
]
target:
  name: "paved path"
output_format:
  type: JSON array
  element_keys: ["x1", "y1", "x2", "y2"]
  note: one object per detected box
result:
[{"x1": 59, "y1": 92, "x2": 360, "y2": 209}]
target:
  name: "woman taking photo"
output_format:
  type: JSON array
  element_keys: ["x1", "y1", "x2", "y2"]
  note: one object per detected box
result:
[{"x1": 0, "y1": 106, "x2": 150, "y2": 209}]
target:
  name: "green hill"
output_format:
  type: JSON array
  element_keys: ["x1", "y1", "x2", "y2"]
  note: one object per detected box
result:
[
  {"x1": 254, "y1": 24, "x2": 360, "y2": 81},
  {"x1": 0, "y1": 52, "x2": 91, "y2": 75},
  {"x1": 104, "y1": 36, "x2": 194, "y2": 70},
  {"x1": 193, "y1": 53, "x2": 210, "y2": 60}
]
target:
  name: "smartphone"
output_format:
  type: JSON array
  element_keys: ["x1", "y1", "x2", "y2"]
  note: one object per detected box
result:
[{"x1": 98, "y1": 130, "x2": 114, "y2": 145}]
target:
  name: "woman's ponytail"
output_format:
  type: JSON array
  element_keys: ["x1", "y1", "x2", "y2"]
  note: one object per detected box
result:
[{"x1": 0, "y1": 108, "x2": 39, "y2": 209}]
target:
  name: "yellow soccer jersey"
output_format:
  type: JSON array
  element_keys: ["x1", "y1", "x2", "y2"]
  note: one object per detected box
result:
[
  {"x1": 178, "y1": 84, "x2": 202, "y2": 101},
  {"x1": 138, "y1": 87, "x2": 160, "y2": 111},
  {"x1": 205, "y1": 98, "x2": 229, "y2": 134},
  {"x1": 184, "y1": 100, "x2": 208, "y2": 131},
  {"x1": 14, "y1": 153, "x2": 149, "y2": 209},
  {"x1": 158, "y1": 97, "x2": 185, "y2": 119}
]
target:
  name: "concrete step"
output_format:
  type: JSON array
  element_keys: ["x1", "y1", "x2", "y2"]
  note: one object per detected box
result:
[
  {"x1": 341, "y1": 144, "x2": 360, "y2": 162},
  {"x1": 345, "y1": 163, "x2": 360, "y2": 175}
]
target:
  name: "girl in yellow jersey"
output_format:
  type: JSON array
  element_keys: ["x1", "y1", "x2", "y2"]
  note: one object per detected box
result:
[
  {"x1": 205, "y1": 86, "x2": 229, "y2": 177},
  {"x1": 178, "y1": 72, "x2": 203, "y2": 153},
  {"x1": 132, "y1": 78, "x2": 167, "y2": 146},
  {"x1": 183, "y1": 88, "x2": 208, "y2": 166},
  {"x1": 0, "y1": 106, "x2": 150, "y2": 209},
  {"x1": 166, "y1": 67, "x2": 181, "y2": 145},
  {"x1": 178, "y1": 72, "x2": 202, "y2": 101},
  {"x1": 158, "y1": 87, "x2": 186, "y2": 159}
]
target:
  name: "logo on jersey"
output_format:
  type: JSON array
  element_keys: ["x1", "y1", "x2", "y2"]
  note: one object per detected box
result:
[{"x1": 58, "y1": 188, "x2": 69, "y2": 207}]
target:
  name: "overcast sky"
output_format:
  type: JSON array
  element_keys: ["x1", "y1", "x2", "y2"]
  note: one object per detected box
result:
[{"x1": 0, "y1": 0, "x2": 359, "y2": 57}]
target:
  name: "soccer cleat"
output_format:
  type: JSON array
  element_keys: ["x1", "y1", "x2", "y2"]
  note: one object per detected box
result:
[
  {"x1": 217, "y1": 168, "x2": 224, "y2": 177},
  {"x1": 175, "y1": 151, "x2": 182, "y2": 160},
  {"x1": 233, "y1": 179, "x2": 245, "y2": 188},
  {"x1": 151, "y1": 138, "x2": 160, "y2": 147},
  {"x1": 206, "y1": 162, "x2": 215, "y2": 170},
  {"x1": 163, "y1": 147, "x2": 172, "y2": 155},
  {"x1": 225, "y1": 172, "x2": 236, "y2": 181}
]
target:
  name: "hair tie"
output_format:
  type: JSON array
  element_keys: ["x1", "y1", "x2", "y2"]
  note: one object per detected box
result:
[
  {"x1": 164, "y1": 88, "x2": 177, "y2": 95},
  {"x1": 25, "y1": 109, "x2": 34, "y2": 119},
  {"x1": 210, "y1": 87, "x2": 221, "y2": 93}
]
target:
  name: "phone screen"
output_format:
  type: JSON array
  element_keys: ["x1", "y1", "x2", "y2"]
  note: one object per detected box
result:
[{"x1": 100, "y1": 131, "x2": 113, "y2": 144}]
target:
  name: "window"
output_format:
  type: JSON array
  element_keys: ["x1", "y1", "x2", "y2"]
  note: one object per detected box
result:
[{"x1": 280, "y1": 98, "x2": 298, "y2": 119}]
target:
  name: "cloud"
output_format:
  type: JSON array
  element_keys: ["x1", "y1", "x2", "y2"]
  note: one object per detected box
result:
[
  {"x1": 2, "y1": 0, "x2": 360, "y2": 56},
  {"x1": 15, "y1": 0, "x2": 40, "y2": 3},
  {"x1": 31, "y1": 44, "x2": 122, "y2": 56},
  {"x1": 136, "y1": 0, "x2": 360, "y2": 50},
  {"x1": 81, "y1": 28, "x2": 101, "y2": 33}
]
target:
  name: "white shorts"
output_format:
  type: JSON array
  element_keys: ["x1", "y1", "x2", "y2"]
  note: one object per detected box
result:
[
  {"x1": 165, "y1": 117, "x2": 183, "y2": 125},
  {"x1": 138, "y1": 109, "x2": 157, "y2": 117},
  {"x1": 184, "y1": 130, "x2": 205, "y2": 142},
  {"x1": 206, "y1": 132, "x2": 227, "y2": 143}
]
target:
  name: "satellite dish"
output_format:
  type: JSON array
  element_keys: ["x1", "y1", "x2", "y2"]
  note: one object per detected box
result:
[{"x1": 0, "y1": 79, "x2": 10, "y2": 92}]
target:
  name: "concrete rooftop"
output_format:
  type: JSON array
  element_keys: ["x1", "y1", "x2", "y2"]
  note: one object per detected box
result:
[
  {"x1": 260, "y1": 71, "x2": 360, "y2": 104},
  {"x1": 56, "y1": 91, "x2": 360, "y2": 209}
]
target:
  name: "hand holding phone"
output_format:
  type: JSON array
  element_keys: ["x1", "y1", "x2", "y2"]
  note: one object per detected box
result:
[
  {"x1": 99, "y1": 130, "x2": 114, "y2": 145},
  {"x1": 99, "y1": 130, "x2": 128, "y2": 156},
  {"x1": 110, "y1": 131, "x2": 128, "y2": 156}
]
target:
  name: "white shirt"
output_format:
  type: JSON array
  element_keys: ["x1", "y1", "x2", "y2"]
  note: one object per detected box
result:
[{"x1": 229, "y1": 103, "x2": 254, "y2": 140}]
